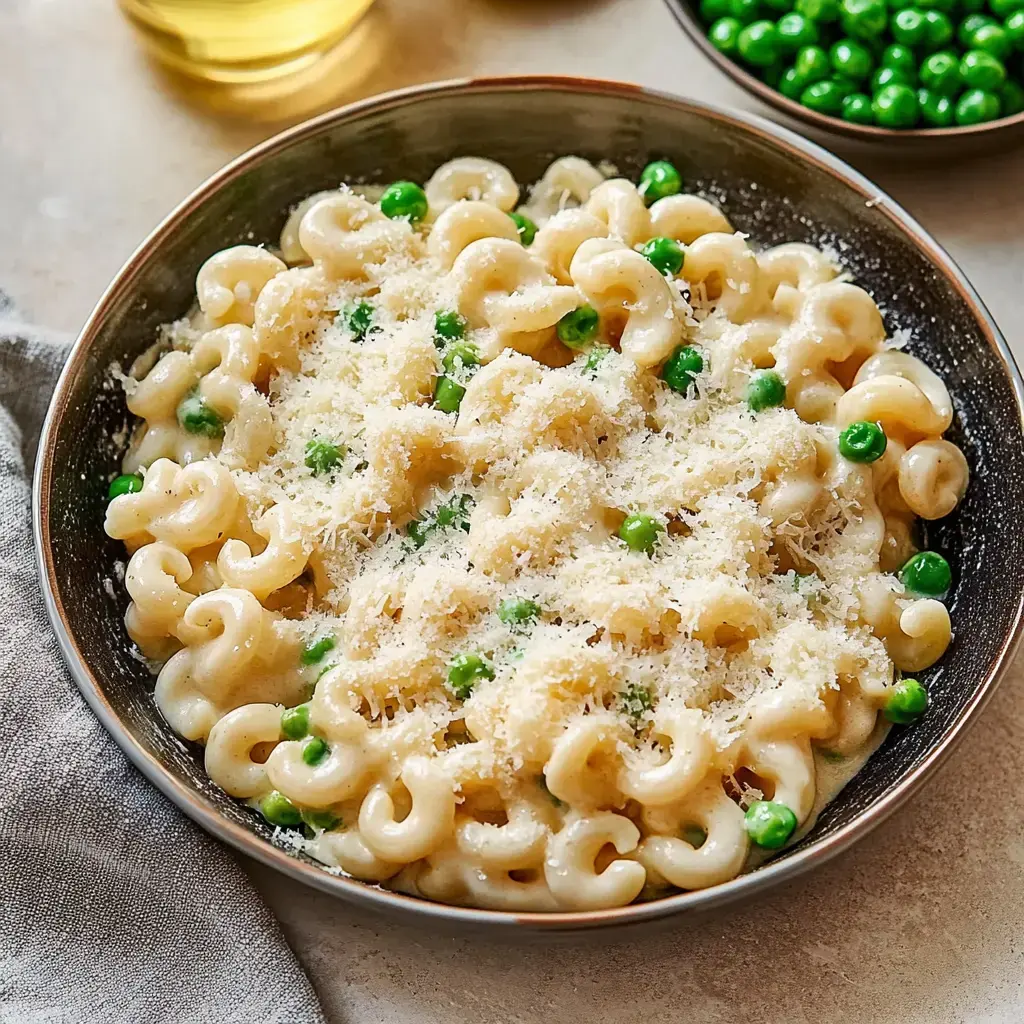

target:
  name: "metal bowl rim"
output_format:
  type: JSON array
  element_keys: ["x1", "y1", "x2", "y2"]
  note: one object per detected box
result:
[
  {"x1": 661, "y1": 0, "x2": 1024, "y2": 144},
  {"x1": 32, "y1": 73, "x2": 1024, "y2": 932}
]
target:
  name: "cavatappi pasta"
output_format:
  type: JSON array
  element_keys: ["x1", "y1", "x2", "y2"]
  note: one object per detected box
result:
[{"x1": 104, "y1": 155, "x2": 966, "y2": 911}]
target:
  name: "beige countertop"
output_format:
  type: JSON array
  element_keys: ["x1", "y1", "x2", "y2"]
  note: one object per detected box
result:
[{"x1": 5, "y1": 0, "x2": 1024, "y2": 1021}]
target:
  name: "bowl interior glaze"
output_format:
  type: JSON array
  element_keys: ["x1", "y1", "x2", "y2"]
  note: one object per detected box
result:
[{"x1": 35, "y1": 78, "x2": 1024, "y2": 931}]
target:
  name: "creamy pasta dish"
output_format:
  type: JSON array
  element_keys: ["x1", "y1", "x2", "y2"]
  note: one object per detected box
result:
[{"x1": 103, "y1": 155, "x2": 967, "y2": 912}]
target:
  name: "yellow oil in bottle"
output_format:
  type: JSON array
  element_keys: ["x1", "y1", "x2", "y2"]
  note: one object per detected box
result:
[{"x1": 119, "y1": 0, "x2": 377, "y2": 83}]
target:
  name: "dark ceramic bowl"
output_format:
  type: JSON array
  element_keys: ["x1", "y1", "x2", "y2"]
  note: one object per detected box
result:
[
  {"x1": 662, "y1": 0, "x2": 1024, "y2": 151},
  {"x1": 33, "y1": 76, "x2": 1024, "y2": 932}
]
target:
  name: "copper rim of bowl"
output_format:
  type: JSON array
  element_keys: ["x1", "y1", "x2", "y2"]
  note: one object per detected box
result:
[
  {"x1": 662, "y1": 0, "x2": 1024, "y2": 142},
  {"x1": 33, "y1": 75, "x2": 1024, "y2": 931}
]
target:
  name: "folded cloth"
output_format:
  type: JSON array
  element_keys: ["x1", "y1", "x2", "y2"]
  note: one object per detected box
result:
[{"x1": 0, "y1": 298, "x2": 326, "y2": 1024}]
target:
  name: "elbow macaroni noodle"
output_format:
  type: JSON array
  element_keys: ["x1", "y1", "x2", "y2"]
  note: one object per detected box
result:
[{"x1": 105, "y1": 156, "x2": 967, "y2": 912}]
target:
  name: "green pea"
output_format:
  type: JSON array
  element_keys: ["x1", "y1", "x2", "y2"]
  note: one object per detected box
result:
[
  {"x1": 989, "y1": 0, "x2": 1023, "y2": 16},
  {"x1": 899, "y1": 550, "x2": 952, "y2": 595},
  {"x1": 557, "y1": 305, "x2": 601, "y2": 348},
  {"x1": 891, "y1": 8, "x2": 927, "y2": 44},
  {"x1": 661, "y1": 344, "x2": 706, "y2": 394},
  {"x1": 801, "y1": 78, "x2": 851, "y2": 112},
  {"x1": 379, "y1": 180, "x2": 428, "y2": 222},
  {"x1": 1005, "y1": 11, "x2": 1024, "y2": 50},
  {"x1": 302, "y1": 736, "x2": 329, "y2": 767},
  {"x1": 764, "y1": 61, "x2": 786, "y2": 86},
  {"x1": 301, "y1": 635, "x2": 335, "y2": 665},
  {"x1": 447, "y1": 653, "x2": 495, "y2": 700},
  {"x1": 838, "y1": 420, "x2": 887, "y2": 462},
  {"x1": 744, "y1": 800, "x2": 798, "y2": 849},
  {"x1": 777, "y1": 11, "x2": 820, "y2": 49},
  {"x1": 831, "y1": 38, "x2": 875, "y2": 77},
  {"x1": 260, "y1": 790, "x2": 302, "y2": 828},
  {"x1": 710, "y1": 15, "x2": 744, "y2": 53},
  {"x1": 498, "y1": 597, "x2": 542, "y2": 628},
  {"x1": 872, "y1": 65, "x2": 916, "y2": 91},
  {"x1": 956, "y1": 86, "x2": 1003, "y2": 120},
  {"x1": 582, "y1": 345, "x2": 612, "y2": 376},
  {"x1": 640, "y1": 236, "x2": 686, "y2": 276},
  {"x1": 971, "y1": 20, "x2": 1013, "y2": 54},
  {"x1": 918, "y1": 86, "x2": 956, "y2": 123},
  {"x1": 796, "y1": 0, "x2": 841, "y2": 21},
  {"x1": 883, "y1": 678, "x2": 930, "y2": 724},
  {"x1": 873, "y1": 81, "x2": 921, "y2": 125},
  {"x1": 842, "y1": 91, "x2": 876, "y2": 120},
  {"x1": 304, "y1": 438, "x2": 345, "y2": 477},
  {"x1": 281, "y1": 703, "x2": 310, "y2": 740},
  {"x1": 639, "y1": 160, "x2": 684, "y2": 204},
  {"x1": 1000, "y1": 78, "x2": 1024, "y2": 114},
  {"x1": 302, "y1": 809, "x2": 340, "y2": 832},
  {"x1": 840, "y1": 0, "x2": 888, "y2": 38},
  {"x1": 780, "y1": 66, "x2": 807, "y2": 97},
  {"x1": 508, "y1": 211, "x2": 538, "y2": 246},
  {"x1": 739, "y1": 19, "x2": 781, "y2": 64},
  {"x1": 434, "y1": 309, "x2": 468, "y2": 343},
  {"x1": 730, "y1": 0, "x2": 763, "y2": 20},
  {"x1": 922, "y1": 8, "x2": 955, "y2": 46},
  {"x1": 441, "y1": 341, "x2": 481, "y2": 374},
  {"x1": 959, "y1": 12, "x2": 996, "y2": 46},
  {"x1": 107, "y1": 473, "x2": 143, "y2": 500},
  {"x1": 795, "y1": 44, "x2": 833, "y2": 81},
  {"x1": 619, "y1": 512, "x2": 665, "y2": 555},
  {"x1": 176, "y1": 392, "x2": 223, "y2": 438},
  {"x1": 702, "y1": 0, "x2": 733, "y2": 19},
  {"x1": 881, "y1": 42, "x2": 918, "y2": 73},
  {"x1": 961, "y1": 48, "x2": 1007, "y2": 86},
  {"x1": 433, "y1": 375, "x2": 466, "y2": 414},
  {"x1": 746, "y1": 369, "x2": 786, "y2": 411},
  {"x1": 343, "y1": 300, "x2": 375, "y2": 341},
  {"x1": 920, "y1": 50, "x2": 963, "y2": 92}
]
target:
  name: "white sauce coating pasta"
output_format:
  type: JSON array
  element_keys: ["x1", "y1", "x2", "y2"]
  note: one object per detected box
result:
[{"x1": 105, "y1": 156, "x2": 967, "y2": 912}]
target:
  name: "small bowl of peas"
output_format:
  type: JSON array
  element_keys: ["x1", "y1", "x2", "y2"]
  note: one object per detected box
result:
[{"x1": 663, "y1": 0, "x2": 1024, "y2": 143}]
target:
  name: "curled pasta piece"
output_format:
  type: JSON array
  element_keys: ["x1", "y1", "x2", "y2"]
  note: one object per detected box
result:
[
  {"x1": 196, "y1": 246, "x2": 286, "y2": 327},
  {"x1": 857, "y1": 574, "x2": 952, "y2": 672},
  {"x1": 265, "y1": 685, "x2": 376, "y2": 808},
  {"x1": 529, "y1": 209, "x2": 608, "y2": 284},
  {"x1": 416, "y1": 844, "x2": 559, "y2": 911},
  {"x1": 253, "y1": 266, "x2": 328, "y2": 370},
  {"x1": 358, "y1": 756, "x2": 456, "y2": 862},
  {"x1": 648, "y1": 194, "x2": 733, "y2": 244},
  {"x1": 821, "y1": 689, "x2": 879, "y2": 755},
  {"x1": 855, "y1": 350, "x2": 953, "y2": 428},
  {"x1": 544, "y1": 712, "x2": 630, "y2": 808},
  {"x1": 217, "y1": 503, "x2": 309, "y2": 601},
  {"x1": 757, "y1": 242, "x2": 837, "y2": 301},
  {"x1": 105, "y1": 458, "x2": 239, "y2": 551},
  {"x1": 544, "y1": 813, "x2": 646, "y2": 910},
  {"x1": 314, "y1": 829, "x2": 402, "y2": 882},
  {"x1": 675, "y1": 578, "x2": 765, "y2": 646},
  {"x1": 637, "y1": 777, "x2": 749, "y2": 890},
  {"x1": 898, "y1": 439, "x2": 969, "y2": 519},
  {"x1": 835, "y1": 375, "x2": 948, "y2": 439},
  {"x1": 425, "y1": 157, "x2": 519, "y2": 215},
  {"x1": 124, "y1": 542, "x2": 195, "y2": 654},
  {"x1": 298, "y1": 193, "x2": 409, "y2": 279},
  {"x1": 742, "y1": 736, "x2": 815, "y2": 822},
  {"x1": 452, "y1": 238, "x2": 579, "y2": 352},
  {"x1": 205, "y1": 703, "x2": 282, "y2": 798},
  {"x1": 279, "y1": 189, "x2": 343, "y2": 263},
  {"x1": 427, "y1": 200, "x2": 519, "y2": 269},
  {"x1": 618, "y1": 707, "x2": 711, "y2": 806},
  {"x1": 569, "y1": 237, "x2": 683, "y2": 368},
  {"x1": 455, "y1": 800, "x2": 550, "y2": 872},
  {"x1": 682, "y1": 232, "x2": 764, "y2": 322},
  {"x1": 583, "y1": 179, "x2": 651, "y2": 248},
  {"x1": 126, "y1": 350, "x2": 195, "y2": 422},
  {"x1": 522, "y1": 156, "x2": 605, "y2": 221},
  {"x1": 154, "y1": 649, "x2": 223, "y2": 741}
]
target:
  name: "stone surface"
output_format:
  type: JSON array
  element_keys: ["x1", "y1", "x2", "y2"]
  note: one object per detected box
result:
[{"x1": 4, "y1": 0, "x2": 1023, "y2": 1020}]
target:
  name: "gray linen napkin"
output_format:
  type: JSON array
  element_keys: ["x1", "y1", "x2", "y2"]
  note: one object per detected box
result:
[{"x1": 0, "y1": 299, "x2": 327, "y2": 1024}]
